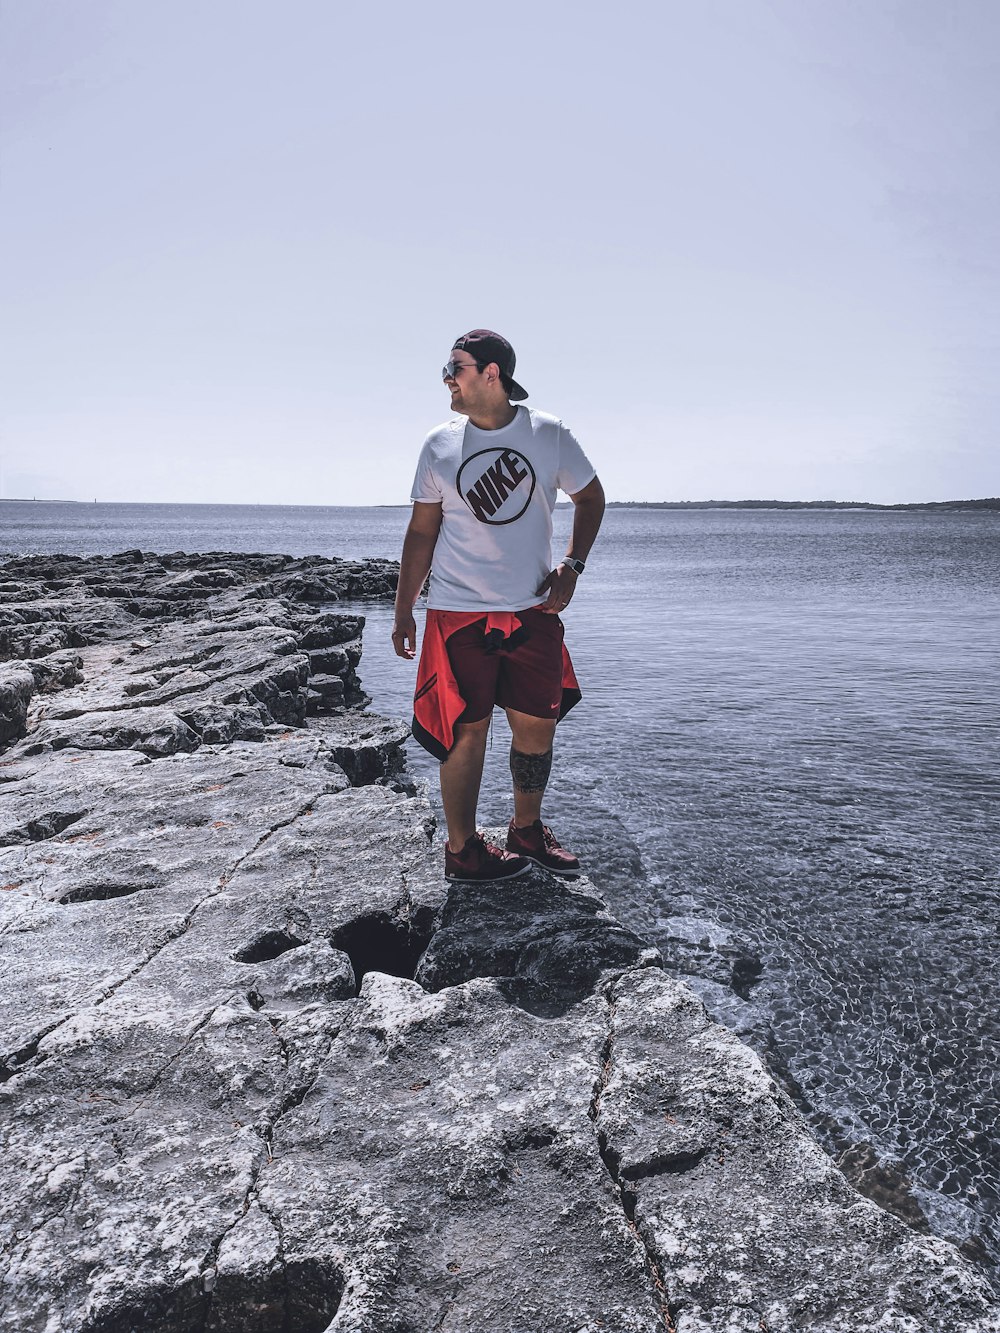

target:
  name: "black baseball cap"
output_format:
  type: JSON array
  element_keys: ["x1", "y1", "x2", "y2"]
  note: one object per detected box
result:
[{"x1": 452, "y1": 329, "x2": 528, "y2": 401}]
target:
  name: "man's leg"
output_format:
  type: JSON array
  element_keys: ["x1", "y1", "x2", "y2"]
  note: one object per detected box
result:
[
  {"x1": 506, "y1": 709, "x2": 557, "y2": 827},
  {"x1": 505, "y1": 707, "x2": 581, "y2": 876},
  {"x1": 440, "y1": 715, "x2": 492, "y2": 852}
]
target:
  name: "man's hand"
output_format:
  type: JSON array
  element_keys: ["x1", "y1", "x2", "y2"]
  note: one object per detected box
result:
[
  {"x1": 535, "y1": 563, "x2": 579, "y2": 614},
  {"x1": 535, "y1": 476, "x2": 604, "y2": 614},
  {"x1": 391, "y1": 612, "x2": 417, "y2": 659}
]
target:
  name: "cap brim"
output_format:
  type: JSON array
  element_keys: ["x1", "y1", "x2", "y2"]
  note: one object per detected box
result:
[{"x1": 508, "y1": 380, "x2": 529, "y2": 401}]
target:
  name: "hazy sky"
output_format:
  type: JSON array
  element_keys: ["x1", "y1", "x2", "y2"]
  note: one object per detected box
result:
[{"x1": 2, "y1": 0, "x2": 997, "y2": 505}]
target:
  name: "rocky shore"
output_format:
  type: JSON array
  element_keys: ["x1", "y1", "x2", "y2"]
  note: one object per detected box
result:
[{"x1": 1, "y1": 551, "x2": 997, "y2": 1332}]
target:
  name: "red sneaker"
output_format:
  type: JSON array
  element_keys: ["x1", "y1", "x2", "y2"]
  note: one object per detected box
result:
[
  {"x1": 444, "y1": 832, "x2": 531, "y2": 883},
  {"x1": 506, "y1": 820, "x2": 582, "y2": 878}
]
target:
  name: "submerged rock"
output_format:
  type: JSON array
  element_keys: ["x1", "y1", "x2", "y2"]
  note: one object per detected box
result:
[{"x1": 1, "y1": 550, "x2": 997, "y2": 1332}]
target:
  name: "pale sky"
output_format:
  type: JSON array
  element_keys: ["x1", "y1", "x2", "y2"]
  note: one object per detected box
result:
[{"x1": 2, "y1": 0, "x2": 997, "y2": 505}]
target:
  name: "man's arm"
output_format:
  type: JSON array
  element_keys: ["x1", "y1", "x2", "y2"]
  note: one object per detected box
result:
[
  {"x1": 391, "y1": 501, "x2": 443, "y2": 659},
  {"x1": 536, "y1": 475, "x2": 606, "y2": 613}
]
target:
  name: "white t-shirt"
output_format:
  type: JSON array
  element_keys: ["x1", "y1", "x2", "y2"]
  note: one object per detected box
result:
[{"x1": 410, "y1": 406, "x2": 596, "y2": 612}]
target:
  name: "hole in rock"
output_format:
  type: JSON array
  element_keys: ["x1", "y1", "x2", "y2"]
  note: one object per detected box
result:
[
  {"x1": 330, "y1": 910, "x2": 434, "y2": 991},
  {"x1": 79, "y1": 1258, "x2": 343, "y2": 1333},
  {"x1": 506, "y1": 1128, "x2": 557, "y2": 1152},
  {"x1": 59, "y1": 883, "x2": 150, "y2": 904},
  {"x1": 0, "y1": 810, "x2": 86, "y2": 847},
  {"x1": 234, "y1": 929, "x2": 307, "y2": 964},
  {"x1": 619, "y1": 1146, "x2": 710, "y2": 1181}
]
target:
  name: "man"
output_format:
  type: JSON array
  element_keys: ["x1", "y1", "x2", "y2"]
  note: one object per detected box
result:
[{"x1": 392, "y1": 329, "x2": 605, "y2": 883}]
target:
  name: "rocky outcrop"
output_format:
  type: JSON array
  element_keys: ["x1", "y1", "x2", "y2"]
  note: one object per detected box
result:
[
  {"x1": 1, "y1": 552, "x2": 997, "y2": 1332},
  {"x1": 0, "y1": 552, "x2": 398, "y2": 757},
  {"x1": 0, "y1": 550, "x2": 396, "y2": 665}
]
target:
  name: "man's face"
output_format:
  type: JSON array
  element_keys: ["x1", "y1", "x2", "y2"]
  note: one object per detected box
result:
[{"x1": 443, "y1": 349, "x2": 487, "y2": 416}]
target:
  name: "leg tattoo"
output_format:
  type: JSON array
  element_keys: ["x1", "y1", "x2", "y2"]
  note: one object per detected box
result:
[{"x1": 510, "y1": 746, "x2": 553, "y2": 795}]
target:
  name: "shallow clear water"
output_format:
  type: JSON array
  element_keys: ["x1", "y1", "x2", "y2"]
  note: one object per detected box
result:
[{"x1": 3, "y1": 499, "x2": 999, "y2": 1267}]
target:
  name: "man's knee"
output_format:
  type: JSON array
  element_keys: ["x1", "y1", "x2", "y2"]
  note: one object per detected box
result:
[
  {"x1": 505, "y1": 708, "x2": 556, "y2": 752},
  {"x1": 444, "y1": 714, "x2": 491, "y2": 757}
]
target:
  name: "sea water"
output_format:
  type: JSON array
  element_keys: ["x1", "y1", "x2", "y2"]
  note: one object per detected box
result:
[{"x1": 3, "y1": 499, "x2": 998, "y2": 1270}]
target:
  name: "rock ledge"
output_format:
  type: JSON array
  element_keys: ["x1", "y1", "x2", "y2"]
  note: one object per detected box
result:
[{"x1": 1, "y1": 552, "x2": 997, "y2": 1332}]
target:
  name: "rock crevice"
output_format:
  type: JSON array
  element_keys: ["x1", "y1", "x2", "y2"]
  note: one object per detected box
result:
[{"x1": 590, "y1": 988, "x2": 681, "y2": 1333}]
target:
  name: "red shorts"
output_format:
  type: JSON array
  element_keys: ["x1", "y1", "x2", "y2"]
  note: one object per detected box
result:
[{"x1": 445, "y1": 609, "x2": 565, "y2": 723}]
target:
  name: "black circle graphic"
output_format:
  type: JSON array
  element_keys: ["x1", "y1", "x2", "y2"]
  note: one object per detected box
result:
[{"x1": 456, "y1": 448, "x2": 537, "y2": 526}]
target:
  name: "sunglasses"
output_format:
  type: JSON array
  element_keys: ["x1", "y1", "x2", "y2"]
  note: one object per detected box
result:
[{"x1": 442, "y1": 359, "x2": 482, "y2": 381}]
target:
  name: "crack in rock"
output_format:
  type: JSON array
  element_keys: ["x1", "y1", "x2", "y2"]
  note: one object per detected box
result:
[
  {"x1": 258, "y1": 1017, "x2": 343, "y2": 1163},
  {"x1": 330, "y1": 908, "x2": 434, "y2": 995},
  {"x1": 58, "y1": 881, "x2": 152, "y2": 904},
  {"x1": 193, "y1": 1022, "x2": 343, "y2": 1330},
  {"x1": 80, "y1": 1250, "x2": 345, "y2": 1333},
  {"x1": 122, "y1": 1006, "x2": 224, "y2": 1113},
  {"x1": 589, "y1": 983, "x2": 683, "y2": 1333}
]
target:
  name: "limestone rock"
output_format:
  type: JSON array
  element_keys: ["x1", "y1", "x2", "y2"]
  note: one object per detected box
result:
[
  {"x1": 0, "y1": 554, "x2": 389, "y2": 763},
  {"x1": 1, "y1": 549, "x2": 997, "y2": 1332},
  {"x1": 416, "y1": 860, "x2": 662, "y2": 1016}
]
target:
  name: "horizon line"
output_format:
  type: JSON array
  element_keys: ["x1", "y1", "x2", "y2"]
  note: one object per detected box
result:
[{"x1": 2, "y1": 496, "x2": 998, "y2": 510}]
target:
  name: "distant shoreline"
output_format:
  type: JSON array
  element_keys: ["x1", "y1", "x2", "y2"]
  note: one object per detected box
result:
[
  {"x1": 2, "y1": 496, "x2": 997, "y2": 512},
  {"x1": 600, "y1": 498, "x2": 1000, "y2": 512}
]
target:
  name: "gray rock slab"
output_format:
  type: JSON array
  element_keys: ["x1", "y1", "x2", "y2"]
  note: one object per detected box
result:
[
  {"x1": 0, "y1": 744, "x2": 352, "y2": 1072},
  {"x1": 0, "y1": 781, "x2": 447, "y2": 1333},
  {"x1": 1, "y1": 558, "x2": 384, "y2": 762},
  {"x1": 259, "y1": 972, "x2": 664, "y2": 1333},
  {"x1": 594, "y1": 969, "x2": 999, "y2": 1331},
  {"x1": 417, "y1": 864, "x2": 662, "y2": 1016}
]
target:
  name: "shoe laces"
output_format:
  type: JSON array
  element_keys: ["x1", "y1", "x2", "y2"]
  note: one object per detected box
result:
[{"x1": 467, "y1": 832, "x2": 506, "y2": 861}]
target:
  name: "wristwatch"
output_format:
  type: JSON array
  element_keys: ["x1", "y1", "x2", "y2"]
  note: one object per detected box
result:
[{"x1": 562, "y1": 557, "x2": 586, "y2": 575}]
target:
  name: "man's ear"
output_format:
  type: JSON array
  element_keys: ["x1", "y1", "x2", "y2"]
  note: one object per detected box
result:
[{"x1": 484, "y1": 361, "x2": 500, "y2": 387}]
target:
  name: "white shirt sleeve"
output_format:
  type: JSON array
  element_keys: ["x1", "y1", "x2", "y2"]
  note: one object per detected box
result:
[
  {"x1": 410, "y1": 440, "x2": 444, "y2": 503},
  {"x1": 555, "y1": 422, "x2": 597, "y2": 496}
]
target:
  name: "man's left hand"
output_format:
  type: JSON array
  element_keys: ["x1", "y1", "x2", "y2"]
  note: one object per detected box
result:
[{"x1": 535, "y1": 563, "x2": 579, "y2": 614}]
